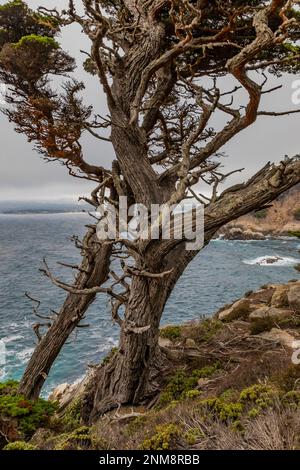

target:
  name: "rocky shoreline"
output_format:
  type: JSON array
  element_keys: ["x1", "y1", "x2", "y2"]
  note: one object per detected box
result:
[{"x1": 219, "y1": 224, "x2": 300, "y2": 241}]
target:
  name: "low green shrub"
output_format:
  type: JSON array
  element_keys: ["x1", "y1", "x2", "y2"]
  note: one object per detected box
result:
[
  {"x1": 140, "y1": 424, "x2": 180, "y2": 450},
  {"x1": 3, "y1": 441, "x2": 36, "y2": 451},
  {"x1": 159, "y1": 364, "x2": 221, "y2": 406},
  {"x1": 0, "y1": 381, "x2": 57, "y2": 437},
  {"x1": 160, "y1": 326, "x2": 181, "y2": 341}
]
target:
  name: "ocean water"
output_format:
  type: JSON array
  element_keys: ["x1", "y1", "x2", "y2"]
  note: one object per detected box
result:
[{"x1": 0, "y1": 213, "x2": 299, "y2": 396}]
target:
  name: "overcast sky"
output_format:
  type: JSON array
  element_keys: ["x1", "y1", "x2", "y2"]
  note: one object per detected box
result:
[{"x1": 0, "y1": 0, "x2": 299, "y2": 201}]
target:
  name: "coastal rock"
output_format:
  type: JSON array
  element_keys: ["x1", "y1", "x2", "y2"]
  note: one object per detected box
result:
[
  {"x1": 248, "y1": 288, "x2": 275, "y2": 307},
  {"x1": 256, "y1": 256, "x2": 284, "y2": 265},
  {"x1": 49, "y1": 383, "x2": 71, "y2": 402},
  {"x1": 258, "y1": 328, "x2": 296, "y2": 348},
  {"x1": 271, "y1": 285, "x2": 289, "y2": 308},
  {"x1": 249, "y1": 306, "x2": 292, "y2": 320},
  {"x1": 158, "y1": 337, "x2": 173, "y2": 348},
  {"x1": 288, "y1": 285, "x2": 300, "y2": 313},
  {"x1": 185, "y1": 338, "x2": 197, "y2": 349},
  {"x1": 218, "y1": 298, "x2": 250, "y2": 322},
  {"x1": 222, "y1": 226, "x2": 265, "y2": 240}
]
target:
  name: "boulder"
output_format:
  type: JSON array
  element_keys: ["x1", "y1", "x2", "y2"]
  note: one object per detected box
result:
[
  {"x1": 185, "y1": 338, "x2": 197, "y2": 349},
  {"x1": 271, "y1": 285, "x2": 289, "y2": 308},
  {"x1": 218, "y1": 298, "x2": 250, "y2": 322},
  {"x1": 288, "y1": 285, "x2": 300, "y2": 313},
  {"x1": 248, "y1": 288, "x2": 275, "y2": 306},
  {"x1": 158, "y1": 337, "x2": 173, "y2": 348},
  {"x1": 223, "y1": 227, "x2": 265, "y2": 240},
  {"x1": 249, "y1": 306, "x2": 292, "y2": 320},
  {"x1": 49, "y1": 383, "x2": 70, "y2": 402},
  {"x1": 258, "y1": 328, "x2": 296, "y2": 348}
]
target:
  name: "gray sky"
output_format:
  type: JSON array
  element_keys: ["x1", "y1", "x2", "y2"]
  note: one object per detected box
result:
[{"x1": 0, "y1": 0, "x2": 299, "y2": 201}]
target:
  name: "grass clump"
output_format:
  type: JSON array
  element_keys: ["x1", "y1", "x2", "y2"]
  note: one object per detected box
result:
[
  {"x1": 3, "y1": 441, "x2": 36, "y2": 451},
  {"x1": 159, "y1": 364, "x2": 221, "y2": 406},
  {"x1": 250, "y1": 317, "x2": 275, "y2": 335},
  {"x1": 53, "y1": 426, "x2": 92, "y2": 450},
  {"x1": 160, "y1": 326, "x2": 181, "y2": 341},
  {"x1": 102, "y1": 347, "x2": 118, "y2": 365},
  {"x1": 183, "y1": 428, "x2": 203, "y2": 446},
  {"x1": 61, "y1": 399, "x2": 82, "y2": 430},
  {"x1": 0, "y1": 380, "x2": 19, "y2": 394},
  {"x1": 198, "y1": 319, "x2": 223, "y2": 342},
  {"x1": 273, "y1": 364, "x2": 300, "y2": 392},
  {"x1": 239, "y1": 383, "x2": 277, "y2": 416},
  {"x1": 140, "y1": 424, "x2": 180, "y2": 450},
  {"x1": 199, "y1": 397, "x2": 243, "y2": 422},
  {"x1": 126, "y1": 416, "x2": 147, "y2": 436},
  {"x1": 289, "y1": 231, "x2": 300, "y2": 239}
]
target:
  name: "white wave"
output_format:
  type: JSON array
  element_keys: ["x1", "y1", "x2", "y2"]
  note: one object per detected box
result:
[
  {"x1": 1, "y1": 334, "x2": 24, "y2": 344},
  {"x1": 243, "y1": 255, "x2": 300, "y2": 267},
  {"x1": 16, "y1": 347, "x2": 34, "y2": 362},
  {"x1": 95, "y1": 337, "x2": 118, "y2": 354}
]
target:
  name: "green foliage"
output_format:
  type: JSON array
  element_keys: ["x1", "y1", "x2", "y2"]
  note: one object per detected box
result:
[
  {"x1": 282, "y1": 391, "x2": 300, "y2": 407},
  {"x1": 274, "y1": 365, "x2": 300, "y2": 392},
  {"x1": 53, "y1": 426, "x2": 93, "y2": 450},
  {"x1": 253, "y1": 209, "x2": 268, "y2": 219},
  {"x1": 185, "y1": 389, "x2": 201, "y2": 400},
  {"x1": 0, "y1": 0, "x2": 25, "y2": 12},
  {"x1": 0, "y1": 0, "x2": 74, "y2": 84},
  {"x1": 0, "y1": 379, "x2": 19, "y2": 394},
  {"x1": 126, "y1": 415, "x2": 147, "y2": 436},
  {"x1": 102, "y1": 347, "x2": 118, "y2": 365},
  {"x1": 0, "y1": 0, "x2": 59, "y2": 47},
  {"x1": 248, "y1": 407, "x2": 260, "y2": 418},
  {"x1": 160, "y1": 325, "x2": 181, "y2": 341},
  {"x1": 183, "y1": 428, "x2": 203, "y2": 446},
  {"x1": 159, "y1": 364, "x2": 221, "y2": 406},
  {"x1": 294, "y1": 264, "x2": 300, "y2": 273},
  {"x1": 199, "y1": 319, "x2": 223, "y2": 342},
  {"x1": 68, "y1": 426, "x2": 92, "y2": 449},
  {"x1": 61, "y1": 399, "x2": 82, "y2": 430},
  {"x1": 200, "y1": 397, "x2": 243, "y2": 422},
  {"x1": 3, "y1": 440, "x2": 36, "y2": 451},
  {"x1": 239, "y1": 384, "x2": 276, "y2": 412},
  {"x1": 140, "y1": 424, "x2": 180, "y2": 450},
  {"x1": 293, "y1": 208, "x2": 300, "y2": 221},
  {"x1": 83, "y1": 57, "x2": 97, "y2": 76},
  {"x1": 289, "y1": 231, "x2": 300, "y2": 239},
  {"x1": 14, "y1": 34, "x2": 59, "y2": 49},
  {"x1": 250, "y1": 317, "x2": 275, "y2": 335},
  {"x1": 0, "y1": 392, "x2": 57, "y2": 437}
]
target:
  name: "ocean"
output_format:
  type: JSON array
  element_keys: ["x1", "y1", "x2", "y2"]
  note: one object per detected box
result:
[{"x1": 0, "y1": 212, "x2": 299, "y2": 396}]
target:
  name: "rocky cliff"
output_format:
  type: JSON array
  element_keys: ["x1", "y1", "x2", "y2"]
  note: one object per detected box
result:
[{"x1": 220, "y1": 186, "x2": 300, "y2": 239}]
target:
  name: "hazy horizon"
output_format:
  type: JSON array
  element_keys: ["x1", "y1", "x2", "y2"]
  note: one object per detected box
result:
[{"x1": 1, "y1": 0, "x2": 299, "y2": 201}]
